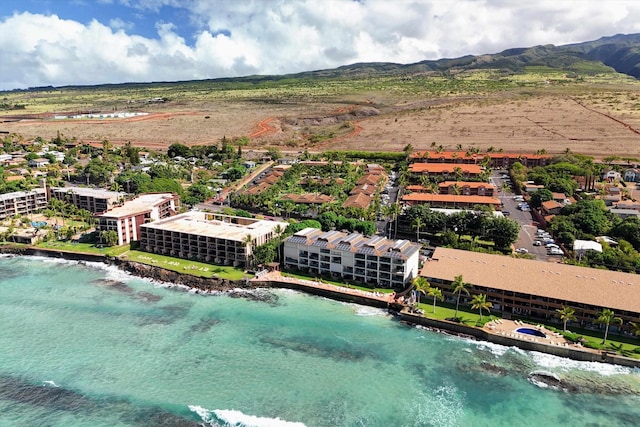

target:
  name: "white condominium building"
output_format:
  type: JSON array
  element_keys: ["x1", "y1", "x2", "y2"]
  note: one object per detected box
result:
[
  {"x1": 283, "y1": 228, "x2": 420, "y2": 288},
  {"x1": 95, "y1": 193, "x2": 179, "y2": 246},
  {"x1": 140, "y1": 211, "x2": 287, "y2": 267},
  {"x1": 50, "y1": 187, "x2": 126, "y2": 214},
  {"x1": 0, "y1": 189, "x2": 48, "y2": 220}
]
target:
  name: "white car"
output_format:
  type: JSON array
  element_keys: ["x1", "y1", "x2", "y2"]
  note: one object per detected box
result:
[
  {"x1": 548, "y1": 248, "x2": 563, "y2": 255},
  {"x1": 546, "y1": 243, "x2": 559, "y2": 248},
  {"x1": 533, "y1": 240, "x2": 543, "y2": 246},
  {"x1": 516, "y1": 248, "x2": 528, "y2": 254}
]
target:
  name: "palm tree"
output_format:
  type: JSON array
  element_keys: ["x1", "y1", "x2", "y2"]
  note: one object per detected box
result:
[
  {"x1": 427, "y1": 287, "x2": 443, "y2": 313},
  {"x1": 242, "y1": 234, "x2": 253, "y2": 269},
  {"x1": 452, "y1": 275, "x2": 471, "y2": 319},
  {"x1": 596, "y1": 308, "x2": 622, "y2": 345},
  {"x1": 630, "y1": 321, "x2": 640, "y2": 338},
  {"x1": 412, "y1": 217, "x2": 424, "y2": 242},
  {"x1": 556, "y1": 306, "x2": 577, "y2": 332},
  {"x1": 471, "y1": 293, "x2": 492, "y2": 321},
  {"x1": 412, "y1": 277, "x2": 430, "y2": 310}
]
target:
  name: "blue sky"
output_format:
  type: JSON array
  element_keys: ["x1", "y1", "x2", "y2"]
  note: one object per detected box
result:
[{"x1": 1, "y1": 0, "x2": 639, "y2": 90}]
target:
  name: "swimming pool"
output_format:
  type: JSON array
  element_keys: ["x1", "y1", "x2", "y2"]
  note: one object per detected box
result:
[{"x1": 516, "y1": 327, "x2": 547, "y2": 338}]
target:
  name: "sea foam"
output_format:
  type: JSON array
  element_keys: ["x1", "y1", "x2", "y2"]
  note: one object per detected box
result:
[{"x1": 189, "y1": 406, "x2": 307, "y2": 427}]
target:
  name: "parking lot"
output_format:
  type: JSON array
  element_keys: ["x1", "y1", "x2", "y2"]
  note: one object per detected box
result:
[{"x1": 492, "y1": 171, "x2": 559, "y2": 261}]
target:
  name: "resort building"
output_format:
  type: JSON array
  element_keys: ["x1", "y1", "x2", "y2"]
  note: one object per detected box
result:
[
  {"x1": 140, "y1": 212, "x2": 287, "y2": 267},
  {"x1": 50, "y1": 187, "x2": 126, "y2": 214},
  {"x1": 95, "y1": 193, "x2": 179, "y2": 246},
  {"x1": 408, "y1": 151, "x2": 552, "y2": 168},
  {"x1": 0, "y1": 188, "x2": 48, "y2": 220},
  {"x1": 409, "y1": 163, "x2": 483, "y2": 178},
  {"x1": 407, "y1": 182, "x2": 496, "y2": 197},
  {"x1": 420, "y1": 247, "x2": 640, "y2": 336},
  {"x1": 283, "y1": 228, "x2": 421, "y2": 288},
  {"x1": 402, "y1": 193, "x2": 501, "y2": 209}
]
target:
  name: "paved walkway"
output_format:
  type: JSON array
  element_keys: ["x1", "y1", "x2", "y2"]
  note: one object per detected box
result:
[{"x1": 253, "y1": 271, "x2": 395, "y2": 304}]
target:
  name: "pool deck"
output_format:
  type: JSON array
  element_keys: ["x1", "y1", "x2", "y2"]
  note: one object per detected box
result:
[{"x1": 484, "y1": 318, "x2": 589, "y2": 350}]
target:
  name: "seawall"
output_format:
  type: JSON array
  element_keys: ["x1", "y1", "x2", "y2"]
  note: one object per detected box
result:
[{"x1": 2, "y1": 245, "x2": 638, "y2": 368}]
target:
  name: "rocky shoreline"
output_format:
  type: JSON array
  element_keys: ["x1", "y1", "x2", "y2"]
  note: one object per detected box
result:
[{"x1": 2, "y1": 244, "x2": 640, "y2": 369}]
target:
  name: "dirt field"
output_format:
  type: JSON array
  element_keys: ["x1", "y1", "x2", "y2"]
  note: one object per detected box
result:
[{"x1": 2, "y1": 82, "x2": 640, "y2": 159}]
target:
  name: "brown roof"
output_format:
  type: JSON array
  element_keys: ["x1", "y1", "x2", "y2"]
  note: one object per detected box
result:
[
  {"x1": 402, "y1": 193, "x2": 501, "y2": 205},
  {"x1": 421, "y1": 247, "x2": 640, "y2": 314},
  {"x1": 541, "y1": 200, "x2": 564, "y2": 210},
  {"x1": 342, "y1": 193, "x2": 373, "y2": 209},
  {"x1": 438, "y1": 181, "x2": 495, "y2": 189},
  {"x1": 409, "y1": 163, "x2": 483, "y2": 174},
  {"x1": 350, "y1": 183, "x2": 377, "y2": 196},
  {"x1": 410, "y1": 150, "x2": 551, "y2": 161}
]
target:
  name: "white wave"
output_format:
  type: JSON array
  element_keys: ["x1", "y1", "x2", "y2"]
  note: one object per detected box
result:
[
  {"x1": 354, "y1": 305, "x2": 387, "y2": 317},
  {"x1": 42, "y1": 380, "x2": 59, "y2": 387},
  {"x1": 529, "y1": 350, "x2": 637, "y2": 376},
  {"x1": 413, "y1": 383, "x2": 464, "y2": 427},
  {"x1": 189, "y1": 406, "x2": 307, "y2": 427}
]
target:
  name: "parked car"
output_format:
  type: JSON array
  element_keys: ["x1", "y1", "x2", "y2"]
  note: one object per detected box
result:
[
  {"x1": 501, "y1": 211, "x2": 511, "y2": 216},
  {"x1": 548, "y1": 247, "x2": 563, "y2": 255},
  {"x1": 533, "y1": 240, "x2": 543, "y2": 246},
  {"x1": 546, "y1": 243, "x2": 559, "y2": 248},
  {"x1": 516, "y1": 248, "x2": 528, "y2": 254}
]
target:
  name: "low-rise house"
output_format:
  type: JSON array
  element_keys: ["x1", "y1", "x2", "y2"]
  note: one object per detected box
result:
[
  {"x1": 283, "y1": 228, "x2": 420, "y2": 288},
  {"x1": 609, "y1": 208, "x2": 640, "y2": 219},
  {"x1": 95, "y1": 193, "x2": 179, "y2": 246},
  {"x1": 140, "y1": 212, "x2": 287, "y2": 267},
  {"x1": 28, "y1": 158, "x2": 50, "y2": 168},
  {"x1": 623, "y1": 168, "x2": 640, "y2": 182},
  {"x1": 603, "y1": 170, "x2": 621, "y2": 181},
  {"x1": 540, "y1": 200, "x2": 564, "y2": 216}
]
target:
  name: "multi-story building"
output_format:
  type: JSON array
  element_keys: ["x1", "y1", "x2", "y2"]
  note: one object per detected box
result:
[
  {"x1": 421, "y1": 247, "x2": 640, "y2": 336},
  {"x1": 95, "y1": 193, "x2": 179, "y2": 246},
  {"x1": 402, "y1": 193, "x2": 501, "y2": 209},
  {"x1": 0, "y1": 188, "x2": 48, "y2": 220},
  {"x1": 409, "y1": 151, "x2": 552, "y2": 168},
  {"x1": 50, "y1": 187, "x2": 126, "y2": 214},
  {"x1": 408, "y1": 163, "x2": 483, "y2": 178},
  {"x1": 140, "y1": 211, "x2": 287, "y2": 267},
  {"x1": 283, "y1": 228, "x2": 420, "y2": 288}
]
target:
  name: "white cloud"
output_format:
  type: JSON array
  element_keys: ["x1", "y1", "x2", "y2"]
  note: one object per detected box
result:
[{"x1": 1, "y1": 0, "x2": 639, "y2": 90}]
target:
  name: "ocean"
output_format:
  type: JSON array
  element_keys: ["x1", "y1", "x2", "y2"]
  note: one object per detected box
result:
[{"x1": 0, "y1": 255, "x2": 638, "y2": 427}]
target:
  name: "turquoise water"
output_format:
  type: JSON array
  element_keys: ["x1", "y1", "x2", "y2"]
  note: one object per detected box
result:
[{"x1": 0, "y1": 255, "x2": 639, "y2": 427}]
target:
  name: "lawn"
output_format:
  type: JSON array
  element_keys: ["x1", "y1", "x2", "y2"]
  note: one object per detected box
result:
[
  {"x1": 123, "y1": 250, "x2": 249, "y2": 280},
  {"x1": 37, "y1": 241, "x2": 129, "y2": 257},
  {"x1": 415, "y1": 300, "x2": 640, "y2": 359}
]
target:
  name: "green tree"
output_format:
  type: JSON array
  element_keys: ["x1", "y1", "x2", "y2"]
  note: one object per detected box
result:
[
  {"x1": 470, "y1": 293, "x2": 492, "y2": 321},
  {"x1": 99, "y1": 230, "x2": 118, "y2": 246},
  {"x1": 412, "y1": 217, "x2": 424, "y2": 242},
  {"x1": 556, "y1": 306, "x2": 577, "y2": 332},
  {"x1": 630, "y1": 322, "x2": 640, "y2": 338},
  {"x1": 596, "y1": 308, "x2": 622, "y2": 345},
  {"x1": 412, "y1": 277, "x2": 430, "y2": 309},
  {"x1": 452, "y1": 275, "x2": 471, "y2": 319},
  {"x1": 427, "y1": 287, "x2": 443, "y2": 313},
  {"x1": 488, "y1": 217, "x2": 520, "y2": 248},
  {"x1": 167, "y1": 143, "x2": 191, "y2": 158},
  {"x1": 529, "y1": 188, "x2": 554, "y2": 209}
]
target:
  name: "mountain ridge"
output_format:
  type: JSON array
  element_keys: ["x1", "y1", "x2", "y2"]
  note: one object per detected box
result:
[{"x1": 12, "y1": 33, "x2": 640, "y2": 92}]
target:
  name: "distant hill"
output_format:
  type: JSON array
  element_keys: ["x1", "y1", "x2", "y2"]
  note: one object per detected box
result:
[
  {"x1": 297, "y1": 33, "x2": 640, "y2": 80},
  {"x1": 17, "y1": 33, "x2": 640, "y2": 92}
]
